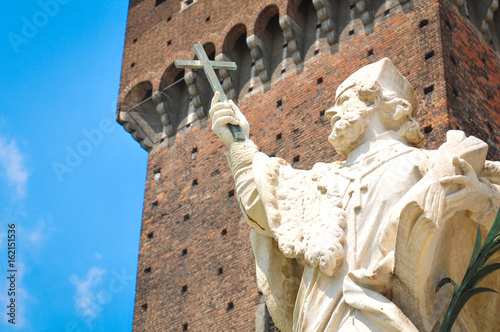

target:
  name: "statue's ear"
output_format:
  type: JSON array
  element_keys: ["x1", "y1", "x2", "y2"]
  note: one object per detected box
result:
[{"x1": 391, "y1": 99, "x2": 411, "y2": 121}]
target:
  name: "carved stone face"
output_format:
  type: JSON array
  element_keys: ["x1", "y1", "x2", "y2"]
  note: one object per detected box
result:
[{"x1": 325, "y1": 87, "x2": 370, "y2": 158}]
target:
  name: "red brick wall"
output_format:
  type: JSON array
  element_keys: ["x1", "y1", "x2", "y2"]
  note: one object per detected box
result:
[
  {"x1": 440, "y1": 0, "x2": 500, "y2": 160},
  {"x1": 117, "y1": 1, "x2": 500, "y2": 331}
]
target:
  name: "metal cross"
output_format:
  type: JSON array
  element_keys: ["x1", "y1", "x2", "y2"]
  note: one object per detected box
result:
[{"x1": 175, "y1": 44, "x2": 245, "y2": 141}]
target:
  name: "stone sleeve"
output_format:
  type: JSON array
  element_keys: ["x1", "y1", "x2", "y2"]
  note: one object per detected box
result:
[{"x1": 227, "y1": 140, "x2": 273, "y2": 236}]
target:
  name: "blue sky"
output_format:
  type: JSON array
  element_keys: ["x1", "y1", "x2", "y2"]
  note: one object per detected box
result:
[{"x1": 0, "y1": 1, "x2": 146, "y2": 331}]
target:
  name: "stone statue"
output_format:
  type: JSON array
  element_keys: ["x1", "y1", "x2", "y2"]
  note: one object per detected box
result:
[{"x1": 209, "y1": 58, "x2": 500, "y2": 331}]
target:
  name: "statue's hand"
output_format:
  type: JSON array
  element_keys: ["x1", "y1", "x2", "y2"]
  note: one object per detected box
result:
[
  {"x1": 440, "y1": 157, "x2": 490, "y2": 216},
  {"x1": 209, "y1": 91, "x2": 250, "y2": 147}
]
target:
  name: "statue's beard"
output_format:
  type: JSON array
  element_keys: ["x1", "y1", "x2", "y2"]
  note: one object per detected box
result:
[{"x1": 328, "y1": 109, "x2": 367, "y2": 157}]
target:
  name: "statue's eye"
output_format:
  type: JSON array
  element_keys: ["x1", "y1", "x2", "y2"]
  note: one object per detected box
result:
[{"x1": 337, "y1": 97, "x2": 347, "y2": 106}]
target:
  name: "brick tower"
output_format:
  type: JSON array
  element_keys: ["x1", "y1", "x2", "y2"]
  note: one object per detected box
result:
[{"x1": 116, "y1": 0, "x2": 500, "y2": 330}]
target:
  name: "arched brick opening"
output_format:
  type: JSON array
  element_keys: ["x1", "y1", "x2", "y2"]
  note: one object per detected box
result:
[
  {"x1": 120, "y1": 81, "x2": 162, "y2": 150},
  {"x1": 254, "y1": 5, "x2": 286, "y2": 81},
  {"x1": 223, "y1": 24, "x2": 253, "y2": 100},
  {"x1": 158, "y1": 64, "x2": 190, "y2": 134},
  {"x1": 295, "y1": 0, "x2": 325, "y2": 60}
]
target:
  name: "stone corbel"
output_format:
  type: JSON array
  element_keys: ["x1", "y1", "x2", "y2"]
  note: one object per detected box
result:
[
  {"x1": 184, "y1": 71, "x2": 206, "y2": 120},
  {"x1": 247, "y1": 34, "x2": 270, "y2": 84},
  {"x1": 279, "y1": 15, "x2": 304, "y2": 66},
  {"x1": 354, "y1": 0, "x2": 372, "y2": 26},
  {"x1": 313, "y1": 0, "x2": 338, "y2": 46},
  {"x1": 215, "y1": 53, "x2": 237, "y2": 102},
  {"x1": 116, "y1": 111, "x2": 154, "y2": 151},
  {"x1": 479, "y1": 0, "x2": 499, "y2": 34},
  {"x1": 152, "y1": 91, "x2": 177, "y2": 137}
]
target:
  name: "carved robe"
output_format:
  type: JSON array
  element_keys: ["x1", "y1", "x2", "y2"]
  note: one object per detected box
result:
[{"x1": 230, "y1": 131, "x2": 500, "y2": 332}]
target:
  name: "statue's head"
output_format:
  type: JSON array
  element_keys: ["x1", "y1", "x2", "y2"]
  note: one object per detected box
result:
[{"x1": 325, "y1": 58, "x2": 424, "y2": 158}]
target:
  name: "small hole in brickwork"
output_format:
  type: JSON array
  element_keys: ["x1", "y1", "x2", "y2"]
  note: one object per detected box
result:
[
  {"x1": 482, "y1": 56, "x2": 487, "y2": 63},
  {"x1": 424, "y1": 85, "x2": 434, "y2": 95},
  {"x1": 314, "y1": 49, "x2": 320, "y2": 55},
  {"x1": 218, "y1": 267, "x2": 223, "y2": 275},
  {"x1": 350, "y1": 3, "x2": 356, "y2": 9},
  {"x1": 130, "y1": 62, "x2": 135, "y2": 68},
  {"x1": 155, "y1": 0, "x2": 166, "y2": 6},
  {"x1": 384, "y1": 9, "x2": 390, "y2": 16},
  {"x1": 251, "y1": 61, "x2": 255, "y2": 67},
  {"x1": 133, "y1": 38, "x2": 138, "y2": 44},
  {"x1": 221, "y1": 228, "x2": 227, "y2": 236},
  {"x1": 205, "y1": 16, "x2": 210, "y2": 22},
  {"x1": 167, "y1": 16, "x2": 172, "y2": 22},
  {"x1": 227, "y1": 301, "x2": 234, "y2": 311},
  {"x1": 452, "y1": 88, "x2": 458, "y2": 97},
  {"x1": 317, "y1": 77, "x2": 323, "y2": 85},
  {"x1": 152, "y1": 200, "x2": 158, "y2": 207},
  {"x1": 276, "y1": 133, "x2": 282, "y2": 140},
  {"x1": 183, "y1": 323, "x2": 188, "y2": 331},
  {"x1": 182, "y1": 285, "x2": 188, "y2": 293},
  {"x1": 184, "y1": 214, "x2": 190, "y2": 221},
  {"x1": 420, "y1": 20, "x2": 428, "y2": 28},
  {"x1": 281, "y1": 68, "x2": 286, "y2": 74},
  {"x1": 144, "y1": 267, "x2": 151, "y2": 273},
  {"x1": 228, "y1": 189, "x2": 235, "y2": 198},
  {"x1": 147, "y1": 232, "x2": 154, "y2": 239},
  {"x1": 153, "y1": 171, "x2": 161, "y2": 181},
  {"x1": 487, "y1": 122, "x2": 494, "y2": 132},
  {"x1": 487, "y1": 92, "x2": 493, "y2": 100},
  {"x1": 182, "y1": 248, "x2": 188, "y2": 256},
  {"x1": 316, "y1": 23, "x2": 321, "y2": 29},
  {"x1": 349, "y1": 29, "x2": 354, "y2": 36},
  {"x1": 319, "y1": 110, "x2": 325, "y2": 117},
  {"x1": 277, "y1": 99, "x2": 282, "y2": 108},
  {"x1": 142, "y1": 303, "x2": 148, "y2": 311},
  {"x1": 267, "y1": 151, "x2": 276, "y2": 157},
  {"x1": 192, "y1": 179, "x2": 198, "y2": 186},
  {"x1": 283, "y1": 42, "x2": 288, "y2": 49},
  {"x1": 248, "y1": 86, "x2": 253, "y2": 92},
  {"x1": 450, "y1": 55, "x2": 456, "y2": 65},
  {"x1": 424, "y1": 124, "x2": 433, "y2": 133},
  {"x1": 367, "y1": 49, "x2": 374, "y2": 57},
  {"x1": 167, "y1": 40, "x2": 172, "y2": 46},
  {"x1": 425, "y1": 50, "x2": 434, "y2": 61},
  {"x1": 445, "y1": 19, "x2": 451, "y2": 29},
  {"x1": 210, "y1": 169, "x2": 220, "y2": 176},
  {"x1": 293, "y1": 155, "x2": 300, "y2": 164},
  {"x1": 186, "y1": 123, "x2": 191, "y2": 128},
  {"x1": 192, "y1": 147, "x2": 198, "y2": 159}
]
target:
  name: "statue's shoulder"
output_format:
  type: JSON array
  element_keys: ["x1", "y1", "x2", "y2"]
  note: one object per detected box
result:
[{"x1": 312, "y1": 160, "x2": 344, "y2": 173}]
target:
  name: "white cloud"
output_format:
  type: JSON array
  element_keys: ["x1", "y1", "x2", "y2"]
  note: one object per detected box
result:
[
  {"x1": 70, "y1": 267, "x2": 106, "y2": 319},
  {"x1": 0, "y1": 136, "x2": 29, "y2": 197}
]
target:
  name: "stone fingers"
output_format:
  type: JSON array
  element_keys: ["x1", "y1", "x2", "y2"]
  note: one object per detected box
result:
[
  {"x1": 209, "y1": 101, "x2": 234, "y2": 120},
  {"x1": 212, "y1": 115, "x2": 240, "y2": 130}
]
